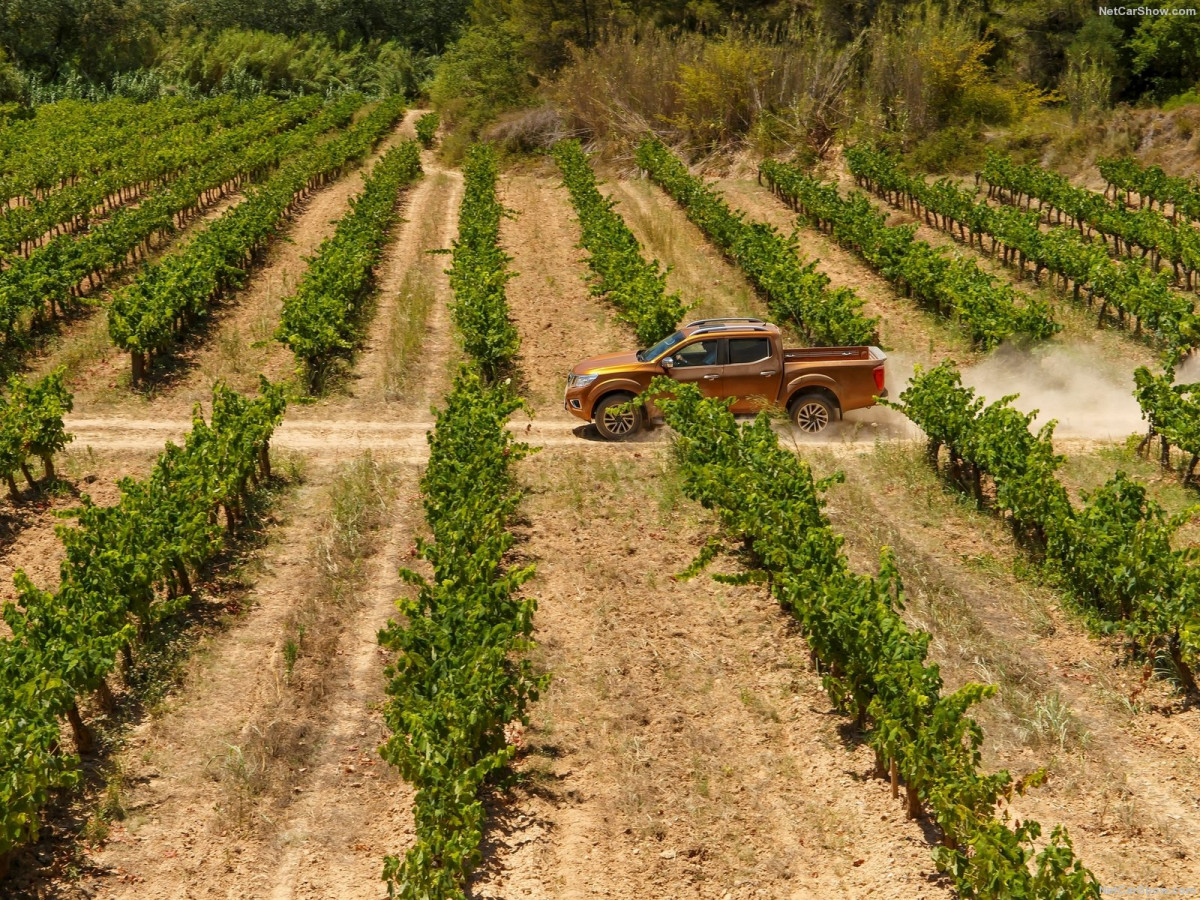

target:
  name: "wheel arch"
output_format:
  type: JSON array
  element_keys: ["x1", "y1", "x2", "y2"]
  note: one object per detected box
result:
[
  {"x1": 590, "y1": 386, "x2": 640, "y2": 418},
  {"x1": 786, "y1": 385, "x2": 842, "y2": 416}
]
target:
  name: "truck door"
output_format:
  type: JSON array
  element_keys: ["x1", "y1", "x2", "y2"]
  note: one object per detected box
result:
[
  {"x1": 666, "y1": 338, "x2": 726, "y2": 398},
  {"x1": 722, "y1": 337, "x2": 779, "y2": 413}
]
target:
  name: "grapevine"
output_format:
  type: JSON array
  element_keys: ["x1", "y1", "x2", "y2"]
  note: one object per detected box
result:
[
  {"x1": 895, "y1": 362, "x2": 1200, "y2": 695},
  {"x1": 760, "y1": 160, "x2": 1058, "y2": 349},
  {"x1": 415, "y1": 112, "x2": 439, "y2": 149},
  {"x1": 379, "y1": 369, "x2": 542, "y2": 900},
  {"x1": 0, "y1": 97, "x2": 281, "y2": 258},
  {"x1": 0, "y1": 368, "x2": 73, "y2": 499},
  {"x1": 380, "y1": 142, "x2": 542, "y2": 899},
  {"x1": 277, "y1": 140, "x2": 424, "y2": 390},
  {"x1": 553, "y1": 139, "x2": 687, "y2": 345},
  {"x1": 0, "y1": 94, "x2": 339, "y2": 353},
  {"x1": 636, "y1": 138, "x2": 879, "y2": 346},
  {"x1": 847, "y1": 145, "x2": 1198, "y2": 356},
  {"x1": 1134, "y1": 365, "x2": 1200, "y2": 486},
  {"x1": 0, "y1": 378, "x2": 286, "y2": 876},
  {"x1": 982, "y1": 151, "x2": 1200, "y2": 291},
  {"x1": 108, "y1": 97, "x2": 408, "y2": 383},
  {"x1": 446, "y1": 144, "x2": 520, "y2": 381},
  {"x1": 0, "y1": 96, "x2": 243, "y2": 206},
  {"x1": 1099, "y1": 156, "x2": 1200, "y2": 223},
  {"x1": 650, "y1": 379, "x2": 1098, "y2": 899}
]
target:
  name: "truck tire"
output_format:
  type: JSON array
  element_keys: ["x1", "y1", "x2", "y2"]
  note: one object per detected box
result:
[
  {"x1": 594, "y1": 393, "x2": 643, "y2": 440},
  {"x1": 790, "y1": 393, "x2": 835, "y2": 434}
]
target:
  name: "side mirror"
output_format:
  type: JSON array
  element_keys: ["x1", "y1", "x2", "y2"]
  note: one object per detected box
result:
[{"x1": 661, "y1": 356, "x2": 675, "y2": 370}]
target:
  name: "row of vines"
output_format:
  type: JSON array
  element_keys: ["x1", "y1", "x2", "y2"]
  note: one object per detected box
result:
[
  {"x1": 0, "y1": 97, "x2": 282, "y2": 258},
  {"x1": 653, "y1": 379, "x2": 1099, "y2": 899},
  {"x1": 982, "y1": 152, "x2": 1200, "y2": 288},
  {"x1": 553, "y1": 139, "x2": 686, "y2": 345},
  {"x1": 108, "y1": 96, "x2": 408, "y2": 383},
  {"x1": 0, "y1": 93, "x2": 336, "y2": 351},
  {"x1": 277, "y1": 140, "x2": 423, "y2": 389},
  {"x1": 636, "y1": 138, "x2": 879, "y2": 346},
  {"x1": 0, "y1": 369, "x2": 72, "y2": 499},
  {"x1": 379, "y1": 142, "x2": 544, "y2": 899},
  {"x1": 1134, "y1": 365, "x2": 1200, "y2": 482},
  {"x1": 0, "y1": 377, "x2": 286, "y2": 880},
  {"x1": 759, "y1": 160, "x2": 1058, "y2": 349},
  {"x1": 1099, "y1": 156, "x2": 1200, "y2": 223},
  {"x1": 445, "y1": 144, "x2": 520, "y2": 380},
  {"x1": 895, "y1": 363, "x2": 1200, "y2": 696},
  {"x1": 0, "y1": 95, "x2": 243, "y2": 203},
  {"x1": 846, "y1": 146, "x2": 1198, "y2": 358}
]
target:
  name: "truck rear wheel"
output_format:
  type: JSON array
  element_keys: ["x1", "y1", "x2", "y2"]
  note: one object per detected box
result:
[
  {"x1": 594, "y1": 393, "x2": 643, "y2": 440},
  {"x1": 790, "y1": 394, "x2": 835, "y2": 434}
]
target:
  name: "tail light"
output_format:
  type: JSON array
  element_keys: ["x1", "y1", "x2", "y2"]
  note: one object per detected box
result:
[{"x1": 873, "y1": 365, "x2": 885, "y2": 392}]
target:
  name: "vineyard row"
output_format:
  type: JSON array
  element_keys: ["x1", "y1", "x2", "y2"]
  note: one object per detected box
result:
[
  {"x1": 109, "y1": 96, "x2": 408, "y2": 383},
  {"x1": 0, "y1": 95, "x2": 245, "y2": 204},
  {"x1": 652, "y1": 378, "x2": 1098, "y2": 899},
  {"x1": 1099, "y1": 155, "x2": 1200, "y2": 224},
  {"x1": 846, "y1": 146, "x2": 1198, "y2": 358},
  {"x1": 0, "y1": 377, "x2": 286, "y2": 880},
  {"x1": 0, "y1": 369, "x2": 72, "y2": 499},
  {"x1": 0, "y1": 96, "x2": 284, "y2": 258},
  {"x1": 759, "y1": 160, "x2": 1058, "y2": 349},
  {"x1": 895, "y1": 363, "x2": 1199, "y2": 696},
  {"x1": 0, "y1": 93, "x2": 336, "y2": 351},
  {"x1": 277, "y1": 139, "x2": 424, "y2": 390},
  {"x1": 379, "y1": 142, "x2": 543, "y2": 899},
  {"x1": 446, "y1": 143, "x2": 520, "y2": 380},
  {"x1": 982, "y1": 152, "x2": 1200, "y2": 289},
  {"x1": 635, "y1": 138, "x2": 880, "y2": 347},
  {"x1": 553, "y1": 139, "x2": 686, "y2": 345}
]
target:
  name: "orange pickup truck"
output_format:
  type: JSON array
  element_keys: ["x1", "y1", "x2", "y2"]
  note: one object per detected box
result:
[{"x1": 565, "y1": 318, "x2": 887, "y2": 439}]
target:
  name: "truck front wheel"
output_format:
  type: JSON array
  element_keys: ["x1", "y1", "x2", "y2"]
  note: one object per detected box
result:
[
  {"x1": 790, "y1": 394, "x2": 835, "y2": 434},
  {"x1": 594, "y1": 393, "x2": 643, "y2": 440}
]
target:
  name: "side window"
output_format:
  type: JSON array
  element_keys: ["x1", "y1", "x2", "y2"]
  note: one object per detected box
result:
[
  {"x1": 673, "y1": 339, "x2": 722, "y2": 368},
  {"x1": 728, "y1": 338, "x2": 770, "y2": 365}
]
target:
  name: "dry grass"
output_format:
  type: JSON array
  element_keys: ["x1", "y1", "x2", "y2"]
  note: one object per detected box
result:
[
  {"x1": 603, "y1": 179, "x2": 761, "y2": 323},
  {"x1": 382, "y1": 267, "x2": 437, "y2": 402},
  {"x1": 382, "y1": 172, "x2": 453, "y2": 401},
  {"x1": 812, "y1": 442, "x2": 1096, "y2": 759},
  {"x1": 505, "y1": 448, "x2": 891, "y2": 889},
  {"x1": 312, "y1": 452, "x2": 398, "y2": 603},
  {"x1": 211, "y1": 454, "x2": 398, "y2": 829}
]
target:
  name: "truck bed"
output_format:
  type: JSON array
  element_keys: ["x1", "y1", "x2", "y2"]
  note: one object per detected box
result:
[{"x1": 783, "y1": 346, "x2": 885, "y2": 363}]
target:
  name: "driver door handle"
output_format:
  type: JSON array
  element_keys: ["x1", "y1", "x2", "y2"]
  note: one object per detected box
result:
[
  {"x1": 760, "y1": 370, "x2": 778, "y2": 376},
  {"x1": 702, "y1": 373, "x2": 720, "y2": 380}
]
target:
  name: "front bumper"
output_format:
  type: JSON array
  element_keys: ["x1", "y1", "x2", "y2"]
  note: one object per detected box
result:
[{"x1": 564, "y1": 385, "x2": 591, "y2": 421}]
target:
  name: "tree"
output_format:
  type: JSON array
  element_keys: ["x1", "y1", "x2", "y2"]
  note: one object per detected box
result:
[
  {"x1": 1129, "y1": 1, "x2": 1200, "y2": 100},
  {"x1": 429, "y1": 22, "x2": 531, "y2": 130}
]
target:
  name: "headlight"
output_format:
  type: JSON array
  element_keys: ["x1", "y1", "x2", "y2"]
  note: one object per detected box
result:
[{"x1": 568, "y1": 373, "x2": 597, "y2": 389}]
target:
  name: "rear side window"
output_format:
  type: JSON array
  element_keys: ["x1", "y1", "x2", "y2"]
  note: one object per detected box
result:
[{"x1": 728, "y1": 338, "x2": 770, "y2": 364}]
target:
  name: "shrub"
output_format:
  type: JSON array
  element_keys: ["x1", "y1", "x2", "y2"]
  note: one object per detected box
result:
[
  {"x1": 415, "y1": 111, "x2": 439, "y2": 147},
  {"x1": 428, "y1": 23, "x2": 531, "y2": 134}
]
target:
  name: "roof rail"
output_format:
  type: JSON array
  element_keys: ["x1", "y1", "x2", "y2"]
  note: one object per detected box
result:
[
  {"x1": 685, "y1": 317, "x2": 765, "y2": 328},
  {"x1": 693, "y1": 323, "x2": 770, "y2": 336}
]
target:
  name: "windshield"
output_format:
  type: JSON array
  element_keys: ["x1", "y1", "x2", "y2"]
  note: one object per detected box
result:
[{"x1": 636, "y1": 330, "x2": 686, "y2": 362}]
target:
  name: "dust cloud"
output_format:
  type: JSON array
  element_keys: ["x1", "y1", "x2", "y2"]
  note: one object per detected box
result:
[
  {"x1": 1172, "y1": 352, "x2": 1200, "y2": 384},
  {"x1": 803, "y1": 344, "x2": 1149, "y2": 444},
  {"x1": 958, "y1": 344, "x2": 1145, "y2": 440}
]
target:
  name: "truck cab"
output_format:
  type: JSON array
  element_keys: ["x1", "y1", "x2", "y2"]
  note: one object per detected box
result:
[{"x1": 565, "y1": 318, "x2": 887, "y2": 440}]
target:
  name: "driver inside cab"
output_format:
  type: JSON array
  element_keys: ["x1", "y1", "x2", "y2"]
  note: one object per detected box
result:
[{"x1": 674, "y1": 339, "x2": 719, "y2": 367}]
